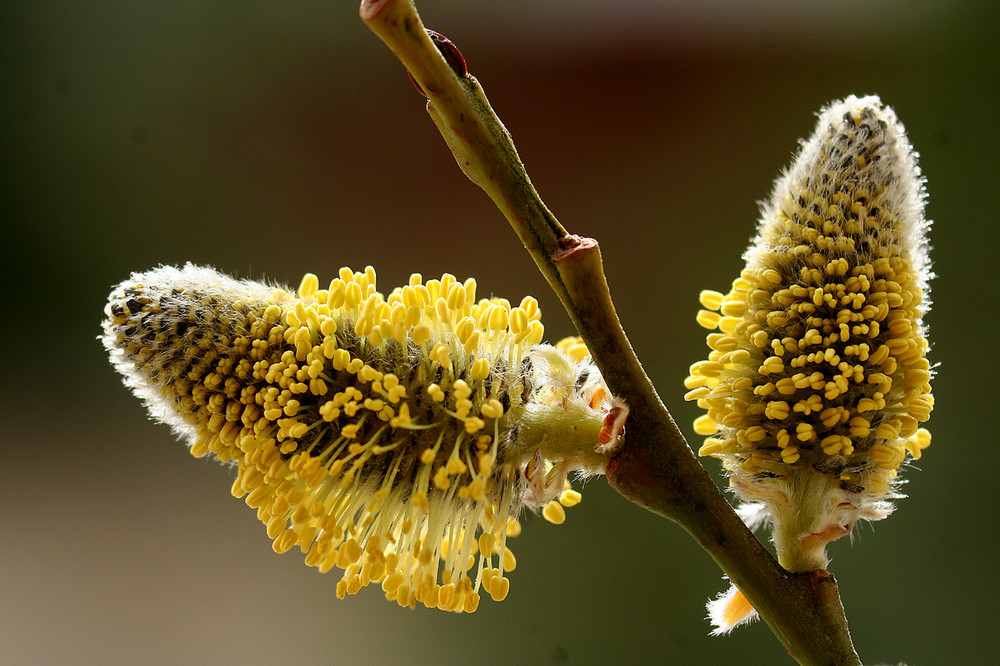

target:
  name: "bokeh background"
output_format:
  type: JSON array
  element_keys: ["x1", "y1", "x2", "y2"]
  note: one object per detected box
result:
[{"x1": 3, "y1": 1, "x2": 997, "y2": 663}]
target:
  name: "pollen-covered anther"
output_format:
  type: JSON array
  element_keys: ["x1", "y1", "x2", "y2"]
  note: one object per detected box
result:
[
  {"x1": 104, "y1": 263, "x2": 619, "y2": 613},
  {"x1": 542, "y1": 501, "x2": 566, "y2": 524}
]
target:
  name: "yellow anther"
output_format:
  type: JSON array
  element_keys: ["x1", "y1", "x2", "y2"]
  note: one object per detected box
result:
[
  {"x1": 487, "y1": 304, "x2": 509, "y2": 331},
  {"x1": 542, "y1": 501, "x2": 566, "y2": 525},
  {"x1": 750, "y1": 330, "x2": 770, "y2": 349},
  {"x1": 699, "y1": 290, "x2": 725, "y2": 311},
  {"x1": 287, "y1": 422, "x2": 309, "y2": 439},
  {"x1": 718, "y1": 316, "x2": 739, "y2": 334},
  {"x1": 559, "y1": 489, "x2": 582, "y2": 507},
  {"x1": 430, "y1": 343, "x2": 452, "y2": 369},
  {"x1": 426, "y1": 383, "x2": 446, "y2": 403},
  {"x1": 489, "y1": 576, "x2": 510, "y2": 602},
  {"x1": 452, "y1": 379, "x2": 472, "y2": 400},
  {"x1": 433, "y1": 466, "x2": 451, "y2": 490},
  {"x1": 819, "y1": 406, "x2": 844, "y2": 427},
  {"x1": 820, "y1": 435, "x2": 845, "y2": 456},
  {"x1": 480, "y1": 398, "x2": 504, "y2": 420},
  {"x1": 462, "y1": 278, "x2": 478, "y2": 307},
  {"x1": 527, "y1": 320, "x2": 545, "y2": 346},
  {"x1": 455, "y1": 316, "x2": 476, "y2": 344},
  {"x1": 795, "y1": 423, "x2": 815, "y2": 441},
  {"x1": 518, "y1": 295, "x2": 539, "y2": 320},
  {"x1": 894, "y1": 414, "x2": 918, "y2": 438},
  {"x1": 764, "y1": 401, "x2": 790, "y2": 420},
  {"x1": 446, "y1": 456, "x2": 467, "y2": 475},
  {"x1": 759, "y1": 356, "x2": 784, "y2": 375},
  {"x1": 720, "y1": 299, "x2": 747, "y2": 317},
  {"x1": 478, "y1": 533, "x2": 495, "y2": 556},
  {"x1": 870, "y1": 443, "x2": 901, "y2": 469},
  {"x1": 707, "y1": 333, "x2": 737, "y2": 352},
  {"x1": 867, "y1": 372, "x2": 889, "y2": 386},
  {"x1": 463, "y1": 331, "x2": 482, "y2": 354},
  {"x1": 904, "y1": 368, "x2": 931, "y2": 387},
  {"x1": 691, "y1": 361, "x2": 724, "y2": 377},
  {"x1": 409, "y1": 322, "x2": 430, "y2": 345},
  {"x1": 509, "y1": 308, "x2": 528, "y2": 335},
  {"x1": 761, "y1": 268, "x2": 782, "y2": 284},
  {"x1": 464, "y1": 417, "x2": 485, "y2": 434},
  {"x1": 696, "y1": 309, "x2": 723, "y2": 330},
  {"x1": 876, "y1": 421, "x2": 901, "y2": 440},
  {"x1": 848, "y1": 416, "x2": 870, "y2": 437},
  {"x1": 775, "y1": 378, "x2": 797, "y2": 395},
  {"x1": 780, "y1": 446, "x2": 800, "y2": 463},
  {"x1": 502, "y1": 547, "x2": 517, "y2": 572},
  {"x1": 344, "y1": 281, "x2": 364, "y2": 309},
  {"x1": 359, "y1": 365, "x2": 383, "y2": 383},
  {"x1": 754, "y1": 382, "x2": 777, "y2": 397},
  {"x1": 293, "y1": 326, "x2": 313, "y2": 360},
  {"x1": 906, "y1": 428, "x2": 931, "y2": 459},
  {"x1": 298, "y1": 273, "x2": 319, "y2": 298},
  {"x1": 361, "y1": 266, "x2": 377, "y2": 290},
  {"x1": 684, "y1": 387, "x2": 711, "y2": 401},
  {"x1": 326, "y1": 280, "x2": 346, "y2": 310},
  {"x1": 330, "y1": 348, "x2": 350, "y2": 371},
  {"x1": 693, "y1": 415, "x2": 718, "y2": 436},
  {"x1": 470, "y1": 358, "x2": 490, "y2": 381},
  {"x1": 793, "y1": 394, "x2": 823, "y2": 416},
  {"x1": 446, "y1": 283, "x2": 467, "y2": 311},
  {"x1": 434, "y1": 298, "x2": 450, "y2": 323},
  {"x1": 731, "y1": 377, "x2": 753, "y2": 391},
  {"x1": 792, "y1": 373, "x2": 812, "y2": 390},
  {"x1": 387, "y1": 384, "x2": 406, "y2": 404},
  {"x1": 684, "y1": 375, "x2": 710, "y2": 390}
]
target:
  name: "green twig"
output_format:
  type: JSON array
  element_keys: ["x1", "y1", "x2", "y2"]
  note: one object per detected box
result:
[{"x1": 360, "y1": 1, "x2": 861, "y2": 663}]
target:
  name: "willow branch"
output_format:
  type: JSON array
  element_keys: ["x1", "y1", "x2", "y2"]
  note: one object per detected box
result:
[{"x1": 359, "y1": 1, "x2": 861, "y2": 663}]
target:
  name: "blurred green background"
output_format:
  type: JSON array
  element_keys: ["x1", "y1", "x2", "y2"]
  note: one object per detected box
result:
[{"x1": 3, "y1": 1, "x2": 996, "y2": 663}]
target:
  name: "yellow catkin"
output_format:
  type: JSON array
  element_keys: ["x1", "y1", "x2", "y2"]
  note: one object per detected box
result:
[
  {"x1": 688, "y1": 98, "x2": 933, "y2": 633},
  {"x1": 104, "y1": 264, "x2": 619, "y2": 613}
]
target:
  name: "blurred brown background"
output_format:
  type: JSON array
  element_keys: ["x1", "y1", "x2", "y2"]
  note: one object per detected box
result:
[{"x1": 3, "y1": 1, "x2": 996, "y2": 663}]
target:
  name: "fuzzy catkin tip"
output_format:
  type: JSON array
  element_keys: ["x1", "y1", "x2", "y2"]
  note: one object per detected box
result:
[{"x1": 707, "y1": 584, "x2": 759, "y2": 636}]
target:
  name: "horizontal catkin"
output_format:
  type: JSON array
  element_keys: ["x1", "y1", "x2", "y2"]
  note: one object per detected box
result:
[{"x1": 103, "y1": 264, "x2": 617, "y2": 612}]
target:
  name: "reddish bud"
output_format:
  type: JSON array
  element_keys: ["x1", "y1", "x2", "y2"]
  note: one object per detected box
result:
[{"x1": 409, "y1": 29, "x2": 468, "y2": 97}]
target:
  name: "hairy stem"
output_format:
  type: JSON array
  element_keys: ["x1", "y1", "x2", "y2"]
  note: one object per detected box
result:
[{"x1": 360, "y1": 1, "x2": 861, "y2": 663}]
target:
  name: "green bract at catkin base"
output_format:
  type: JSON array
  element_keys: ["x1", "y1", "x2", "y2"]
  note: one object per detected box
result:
[
  {"x1": 103, "y1": 264, "x2": 623, "y2": 613},
  {"x1": 683, "y1": 96, "x2": 934, "y2": 633}
]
